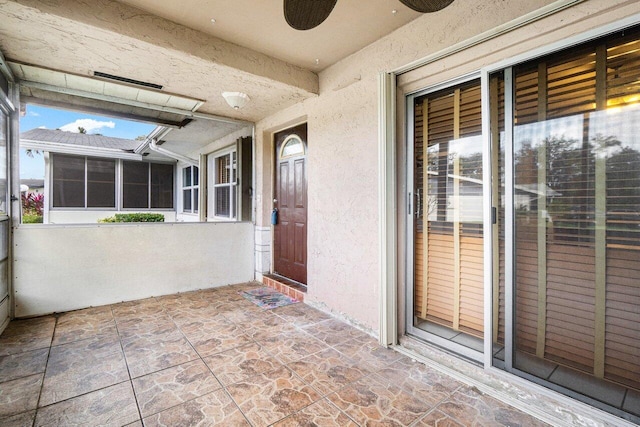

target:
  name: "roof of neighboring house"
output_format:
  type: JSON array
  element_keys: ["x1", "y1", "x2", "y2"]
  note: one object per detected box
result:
[
  {"x1": 21, "y1": 179, "x2": 44, "y2": 188},
  {"x1": 20, "y1": 128, "x2": 141, "y2": 151}
]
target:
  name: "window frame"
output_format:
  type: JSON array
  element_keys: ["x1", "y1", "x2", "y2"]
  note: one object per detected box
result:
[
  {"x1": 181, "y1": 165, "x2": 199, "y2": 214},
  {"x1": 121, "y1": 160, "x2": 175, "y2": 210},
  {"x1": 210, "y1": 147, "x2": 237, "y2": 221},
  {"x1": 50, "y1": 153, "x2": 117, "y2": 210},
  {"x1": 49, "y1": 154, "x2": 175, "y2": 211}
]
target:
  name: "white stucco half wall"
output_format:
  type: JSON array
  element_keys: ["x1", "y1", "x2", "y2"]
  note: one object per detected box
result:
[{"x1": 13, "y1": 222, "x2": 254, "y2": 317}]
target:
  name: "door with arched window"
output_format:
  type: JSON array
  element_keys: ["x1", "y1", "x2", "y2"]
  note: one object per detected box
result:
[{"x1": 273, "y1": 123, "x2": 307, "y2": 284}]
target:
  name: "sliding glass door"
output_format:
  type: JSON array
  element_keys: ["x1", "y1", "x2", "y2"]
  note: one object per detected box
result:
[
  {"x1": 408, "y1": 77, "x2": 485, "y2": 362},
  {"x1": 493, "y1": 25, "x2": 640, "y2": 422},
  {"x1": 407, "y1": 23, "x2": 639, "y2": 422}
]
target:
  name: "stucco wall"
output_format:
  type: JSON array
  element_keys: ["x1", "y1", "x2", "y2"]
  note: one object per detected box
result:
[
  {"x1": 13, "y1": 222, "x2": 254, "y2": 317},
  {"x1": 254, "y1": 0, "x2": 639, "y2": 335}
]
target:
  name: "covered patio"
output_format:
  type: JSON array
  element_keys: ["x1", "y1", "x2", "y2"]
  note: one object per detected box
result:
[
  {"x1": 1, "y1": 1, "x2": 639, "y2": 426},
  {"x1": 0, "y1": 283, "x2": 547, "y2": 426}
]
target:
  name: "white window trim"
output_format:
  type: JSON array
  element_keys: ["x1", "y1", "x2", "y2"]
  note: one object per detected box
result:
[
  {"x1": 209, "y1": 146, "x2": 237, "y2": 221},
  {"x1": 49, "y1": 154, "x2": 176, "y2": 212},
  {"x1": 121, "y1": 160, "x2": 175, "y2": 211},
  {"x1": 181, "y1": 165, "x2": 198, "y2": 214},
  {"x1": 50, "y1": 154, "x2": 117, "y2": 210}
]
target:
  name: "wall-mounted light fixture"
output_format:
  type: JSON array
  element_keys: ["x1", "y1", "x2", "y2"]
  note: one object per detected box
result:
[{"x1": 222, "y1": 92, "x2": 250, "y2": 110}]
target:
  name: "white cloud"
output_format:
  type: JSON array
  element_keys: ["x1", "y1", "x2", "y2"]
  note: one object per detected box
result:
[
  {"x1": 37, "y1": 126, "x2": 47, "y2": 129},
  {"x1": 29, "y1": 111, "x2": 40, "y2": 117},
  {"x1": 59, "y1": 119, "x2": 116, "y2": 134}
]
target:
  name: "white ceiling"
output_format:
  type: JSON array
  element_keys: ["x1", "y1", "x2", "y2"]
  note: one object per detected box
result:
[{"x1": 117, "y1": 0, "x2": 422, "y2": 72}]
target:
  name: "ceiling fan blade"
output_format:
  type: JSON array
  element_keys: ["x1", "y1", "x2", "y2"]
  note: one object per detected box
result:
[
  {"x1": 284, "y1": 0, "x2": 338, "y2": 31},
  {"x1": 399, "y1": 0, "x2": 455, "y2": 13}
]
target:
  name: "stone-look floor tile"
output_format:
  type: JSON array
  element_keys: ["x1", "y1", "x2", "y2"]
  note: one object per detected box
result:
[
  {"x1": 52, "y1": 306, "x2": 117, "y2": 345},
  {"x1": 0, "y1": 410, "x2": 36, "y2": 427},
  {"x1": 132, "y1": 359, "x2": 222, "y2": 418},
  {"x1": 287, "y1": 348, "x2": 371, "y2": 396},
  {"x1": 123, "y1": 421, "x2": 143, "y2": 427},
  {"x1": 272, "y1": 303, "x2": 332, "y2": 327},
  {"x1": 115, "y1": 315, "x2": 178, "y2": 340},
  {"x1": 434, "y1": 386, "x2": 551, "y2": 427},
  {"x1": 273, "y1": 399, "x2": 358, "y2": 427},
  {"x1": 179, "y1": 315, "x2": 235, "y2": 336},
  {"x1": 413, "y1": 409, "x2": 466, "y2": 427},
  {"x1": 156, "y1": 290, "x2": 204, "y2": 305},
  {"x1": 0, "y1": 373, "x2": 42, "y2": 417},
  {"x1": 301, "y1": 318, "x2": 371, "y2": 346},
  {"x1": 0, "y1": 317, "x2": 55, "y2": 356},
  {"x1": 40, "y1": 334, "x2": 129, "y2": 406},
  {"x1": 227, "y1": 282, "x2": 264, "y2": 291},
  {"x1": 201, "y1": 286, "x2": 247, "y2": 300},
  {"x1": 181, "y1": 319, "x2": 253, "y2": 357},
  {"x1": 166, "y1": 305, "x2": 226, "y2": 325},
  {"x1": 333, "y1": 335, "x2": 407, "y2": 370},
  {"x1": 0, "y1": 348, "x2": 48, "y2": 383},
  {"x1": 34, "y1": 382, "x2": 139, "y2": 427},
  {"x1": 221, "y1": 303, "x2": 271, "y2": 325},
  {"x1": 327, "y1": 375, "x2": 432, "y2": 426},
  {"x1": 160, "y1": 291, "x2": 225, "y2": 311},
  {"x1": 122, "y1": 330, "x2": 199, "y2": 378},
  {"x1": 226, "y1": 366, "x2": 322, "y2": 427},
  {"x1": 372, "y1": 359, "x2": 461, "y2": 407},
  {"x1": 203, "y1": 342, "x2": 283, "y2": 386},
  {"x1": 242, "y1": 313, "x2": 297, "y2": 341},
  {"x1": 143, "y1": 389, "x2": 249, "y2": 427},
  {"x1": 259, "y1": 329, "x2": 330, "y2": 364},
  {"x1": 111, "y1": 298, "x2": 165, "y2": 318}
]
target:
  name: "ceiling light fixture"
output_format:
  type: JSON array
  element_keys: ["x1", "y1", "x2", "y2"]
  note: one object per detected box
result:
[
  {"x1": 222, "y1": 92, "x2": 250, "y2": 110},
  {"x1": 210, "y1": 18, "x2": 216, "y2": 24}
]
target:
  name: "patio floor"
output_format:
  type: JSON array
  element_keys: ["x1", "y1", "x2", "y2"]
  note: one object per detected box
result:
[{"x1": 0, "y1": 282, "x2": 549, "y2": 426}]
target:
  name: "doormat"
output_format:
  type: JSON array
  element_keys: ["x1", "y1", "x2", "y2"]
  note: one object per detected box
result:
[{"x1": 240, "y1": 287, "x2": 300, "y2": 310}]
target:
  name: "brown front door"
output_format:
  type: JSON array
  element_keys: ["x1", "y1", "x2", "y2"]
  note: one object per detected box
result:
[{"x1": 273, "y1": 124, "x2": 307, "y2": 284}]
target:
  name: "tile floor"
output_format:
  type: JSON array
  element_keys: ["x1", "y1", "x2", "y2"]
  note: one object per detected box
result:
[{"x1": 0, "y1": 282, "x2": 550, "y2": 426}]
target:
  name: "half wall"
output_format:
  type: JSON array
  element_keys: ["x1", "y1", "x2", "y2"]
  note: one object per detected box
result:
[{"x1": 13, "y1": 222, "x2": 254, "y2": 317}]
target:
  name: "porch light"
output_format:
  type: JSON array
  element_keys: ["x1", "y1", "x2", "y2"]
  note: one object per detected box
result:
[{"x1": 222, "y1": 92, "x2": 250, "y2": 110}]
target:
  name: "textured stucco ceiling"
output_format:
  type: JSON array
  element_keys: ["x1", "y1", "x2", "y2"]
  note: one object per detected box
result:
[
  {"x1": 116, "y1": 0, "x2": 422, "y2": 72},
  {"x1": 0, "y1": 0, "x2": 318, "y2": 124}
]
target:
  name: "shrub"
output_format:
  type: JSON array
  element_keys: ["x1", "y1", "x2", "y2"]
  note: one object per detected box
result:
[
  {"x1": 22, "y1": 193, "x2": 44, "y2": 224},
  {"x1": 98, "y1": 213, "x2": 165, "y2": 223},
  {"x1": 22, "y1": 192, "x2": 44, "y2": 216},
  {"x1": 22, "y1": 213, "x2": 43, "y2": 223}
]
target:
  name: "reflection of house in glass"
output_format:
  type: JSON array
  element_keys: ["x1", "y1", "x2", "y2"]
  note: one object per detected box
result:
[
  {"x1": 513, "y1": 183, "x2": 561, "y2": 213},
  {"x1": 426, "y1": 135, "x2": 484, "y2": 224}
]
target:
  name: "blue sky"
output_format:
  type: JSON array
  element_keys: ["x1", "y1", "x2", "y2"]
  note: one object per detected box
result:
[{"x1": 20, "y1": 105, "x2": 156, "y2": 179}]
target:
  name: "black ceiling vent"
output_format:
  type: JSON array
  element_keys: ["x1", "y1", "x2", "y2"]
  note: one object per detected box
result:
[{"x1": 93, "y1": 71, "x2": 163, "y2": 90}]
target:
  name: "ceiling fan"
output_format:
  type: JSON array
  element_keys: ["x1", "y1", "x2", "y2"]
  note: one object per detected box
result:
[{"x1": 284, "y1": 0, "x2": 455, "y2": 31}]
